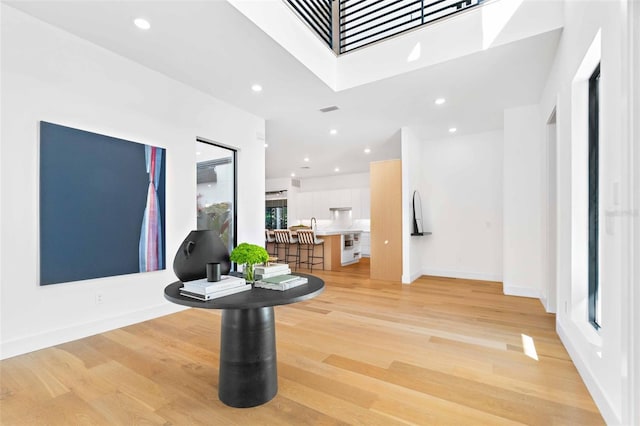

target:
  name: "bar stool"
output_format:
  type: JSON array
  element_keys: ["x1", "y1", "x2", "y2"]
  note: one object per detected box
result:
[
  {"x1": 265, "y1": 229, "x2": 277, "y2": 257},
  {"x1": 296, "y1": 229, "x2": 324, "y2": 272},
  {"x1": 273, "y1": 230, "x2": 299, "y2": 269}
]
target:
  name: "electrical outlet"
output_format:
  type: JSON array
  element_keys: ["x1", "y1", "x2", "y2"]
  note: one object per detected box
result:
[{"x1": 95, "y1": 293, "x2": 104, "y2": 305}]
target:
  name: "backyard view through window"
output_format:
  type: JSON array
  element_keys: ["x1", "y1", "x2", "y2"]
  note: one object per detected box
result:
[{"x1": 196, "y1": 140, "x2": 237, "y2": 255}]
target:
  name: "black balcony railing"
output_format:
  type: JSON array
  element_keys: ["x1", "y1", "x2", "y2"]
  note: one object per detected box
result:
[
  {"x1": 285, "y1": 0, "x2": 333, "y2": 49},
  {"x1": 286, "y1": 0, "x2": 484, "y2": 54}
]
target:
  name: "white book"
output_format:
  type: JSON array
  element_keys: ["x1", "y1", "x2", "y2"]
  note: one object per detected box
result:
[
  {"x1": 254, "y1": 268, "x2": 291, "y2": 280},
  {"x1": 253, "y1": 263, "x2": 290, "y2": 274},
  {"x1": 182, "y1": 275, "x2": 246, "y2": 294},
  {"x1": 180, "y1": 283, "x2": 252, "y2": 301},
  {"x1": 255, "y1": 277, "x2": 308, "y2": 291},
  {"x1": 259, "y1": 274, "x2": 303, "y2": 284}
]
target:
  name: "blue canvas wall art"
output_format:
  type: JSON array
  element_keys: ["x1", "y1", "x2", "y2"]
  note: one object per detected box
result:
[{"x1": 39, "y1": 121, "x2": 166, "y2": 285}]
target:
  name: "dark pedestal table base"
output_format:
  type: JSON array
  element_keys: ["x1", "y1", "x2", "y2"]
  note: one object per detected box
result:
[
  {"x1": 219, "y1": 307, "x2": 277, "y2": 408},
  {"x1": 163, "y1": 275, "x2": 324, "y2": 408}
]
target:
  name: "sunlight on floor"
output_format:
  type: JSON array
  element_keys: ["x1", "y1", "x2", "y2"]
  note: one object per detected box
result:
[{"x1": 521, "y1": 333, "x2": 539, "y2": 361}]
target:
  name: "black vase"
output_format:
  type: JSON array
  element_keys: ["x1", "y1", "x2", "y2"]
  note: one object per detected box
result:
[{"x1": 173, "y1": 230, "x2": 231, "y2": 282}]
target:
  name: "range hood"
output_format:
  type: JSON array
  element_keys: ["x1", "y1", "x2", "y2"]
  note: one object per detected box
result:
[{"x1": 329, "y1": 207, "x2": 352, "y2": 211}]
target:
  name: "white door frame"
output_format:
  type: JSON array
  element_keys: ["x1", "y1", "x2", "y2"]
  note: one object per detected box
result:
[
  {"x1": 623, "y1": 0, "x2": 639, "y2": 423},
  {"x1": 542, "y1": 107, "x2": 558, "y2": 313},
  {"x1": 630, "y1": 0, "x2": 639, "y2": 423}
]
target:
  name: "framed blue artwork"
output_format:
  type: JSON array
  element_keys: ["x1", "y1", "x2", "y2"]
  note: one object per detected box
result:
[{"x1": 39, "y1": 121, "x2": 166, "y2": 285}]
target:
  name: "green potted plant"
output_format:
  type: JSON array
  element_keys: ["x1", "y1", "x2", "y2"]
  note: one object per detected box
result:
[{"x1": 230, "y1": 243, "x2": 269, "y2": 283}]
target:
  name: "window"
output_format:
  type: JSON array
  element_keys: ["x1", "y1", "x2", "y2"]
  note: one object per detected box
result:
[
  {"x1": 196, "y1": 140, "x2": 237, "y2": 255},
  {"x1": 588, "y1": 63, "x2": 600, "y2": 329}
]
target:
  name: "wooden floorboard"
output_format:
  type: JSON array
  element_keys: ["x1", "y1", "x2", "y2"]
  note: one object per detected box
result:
[{"x1": 0, "y1": 259, "x2": 604, "y2": 425}]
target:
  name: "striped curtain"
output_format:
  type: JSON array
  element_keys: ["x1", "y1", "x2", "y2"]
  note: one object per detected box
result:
[{"x1": 139, "y1": 145, "x2": 163, "y2": 272}]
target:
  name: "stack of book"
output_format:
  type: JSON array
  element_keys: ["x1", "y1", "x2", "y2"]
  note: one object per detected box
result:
[
  {"x1": 254, "y1": 274, "x2": 308, "y2": 291},
  {"x1": 180, "y1": 275, "x2": 251, "y2": 301},
  {"x1": 254, "y1": 263, "x2": 291, "y2": 281}
]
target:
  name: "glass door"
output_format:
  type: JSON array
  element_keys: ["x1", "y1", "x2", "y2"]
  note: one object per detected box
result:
[{"x1": 196, "y1": 140, "x2": 237, "y2": 255}]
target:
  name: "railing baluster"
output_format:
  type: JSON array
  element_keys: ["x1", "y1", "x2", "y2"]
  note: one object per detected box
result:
[{"x1": 285, "y1": 0, "x2": 484, "y2": 55}]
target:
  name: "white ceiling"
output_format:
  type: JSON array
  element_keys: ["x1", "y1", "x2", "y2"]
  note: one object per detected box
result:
[{"x1": 6, "y1": 0, "x2": 561, "y2": 179}]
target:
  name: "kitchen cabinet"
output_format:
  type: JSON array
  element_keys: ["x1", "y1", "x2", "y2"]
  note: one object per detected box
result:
[
  {"x1": 294, "y1": 188, "x2": 370, "y2": 223},
  {"x1": 312, "y1": 191, "x2": 330, "y2": 219},
  {"x1": 332, "y1": 189, "x2": 351, "y2": 208},
  {"x1": 351, "y1": 188, "x2": 361, "y2": 218},
  {"x1": 370, "y1": 159, "x2": 402, "y2": 281},
  {"x1": 341, "y1": 232, "x2": 362, "y2": 265},
  {"x1": 360, "y1": 231, "x2": 370, "y2": 257},
  {"x1": 361, "y1": 190, "x2": 371, "y2": 219},
  {"x1": 351, "y1": 188, "x2": 370, "y2": 220},
  {"x1": 297, "y1": 192, "x2": 313, "y2": 220},
  {"x1": 313, "y1": 230, "x2": 363, "y2": 271}
]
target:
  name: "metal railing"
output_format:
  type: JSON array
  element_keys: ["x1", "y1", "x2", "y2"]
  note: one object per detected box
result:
[
  {"x1": 285, "y1": 0, "x2": 484, "y2": 54},
  {"x1": 340, "y1": 0, "x2": 482, "y2": 53},
  {"x1": 285, "y1": 0, "x2": 333, "y2": 49}
]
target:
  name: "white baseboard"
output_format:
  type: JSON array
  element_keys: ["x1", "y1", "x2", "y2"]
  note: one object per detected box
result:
[
  {"x1": 410, "y1": 270, "x2": 423, "y2": 283},
  {"x1": 557, "y1": 319, "x2": 620, "y2": 425},
  {"x1": 503, "y1": 285, "x2": 541, "y2": 299},
  {"x1": 420, "y1": 268, "x2": 502, "y2": 283},
  {"x1": 0, "y1": 303, "x2": 188, "y2": 360}
]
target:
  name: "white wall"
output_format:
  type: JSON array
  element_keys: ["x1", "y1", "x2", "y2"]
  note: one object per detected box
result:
[
  {"x1": 400, "y1": 127, "x2": 426, "y2": 284},
  {"x1": 537, "y1": 1, "x2": 635, "y2": 423},
  {"x1": 419, "y1": 130, "x2": 503, "y2": 282},
  {"x1": 336, "y1": 0, "x2": 563, "y2": 90},
  {"x1": 632, "y1": 4, "x2": 640, "y2": 423},
  {"x1": 0, "y1": 6, "x2": 265, "y2": 359},
  {"x1": 227, "y1": 0, "x2": 337, "y2": 90},
  {"x1": 503, "y1": 105, "x2": 544, "y2": 298},
  {"x1": 265, "y1": 177, "x2": 291, "y2": 192},
  {"x1": 233, "y1": 0, "x2": 563, "y2": 92},
  {"x1": 299, "y1": 172, "x2": 369, "y2": 192}
]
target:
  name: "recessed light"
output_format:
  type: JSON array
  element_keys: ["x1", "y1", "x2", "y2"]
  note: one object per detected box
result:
[
  {"x1": 364, "y1": 148, "x2": 371, "y2": 154},
  {"x1": 207, "y1": 184, "x2": 212, "y2": 188},
  {"x1": 264, "y1": 143, "x2": 268, "y2": 148},
  {"x1": 329, "y1": 129, "x2": 337, "y2": 135},
  {"x1": 134, "y1": 18, "x2": 150, "y2": 30},
  {"x1": 196, "y1": 151, "x2": 201, "y2": 156},
  {"x1": 334, "y1": 167, "x2": 340, "y2": 172},
  {"x1": 303, "y1": 157, "x2": 310, "y2": 162},
  {"x1": 291, "y1": 172, "x2": 295, "y2": 177},
  {"x1": 435, "y1": 98, "x2": 446, "y2": 105},
  {"x1": 449, "y1": 127, "x2": 457, "y2": 133},
  {"x1": 251, "y1": 84, "x2": 262, "y2": 92}
]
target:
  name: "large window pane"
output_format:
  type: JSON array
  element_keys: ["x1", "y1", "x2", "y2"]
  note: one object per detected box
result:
[{"x1": 196, "y1": 141, "x2": 237, "y2": 255}]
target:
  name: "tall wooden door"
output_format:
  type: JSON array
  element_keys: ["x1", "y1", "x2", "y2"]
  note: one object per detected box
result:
[{"x1": 370, "y1": 159, "x2": 402, "y2": 281}]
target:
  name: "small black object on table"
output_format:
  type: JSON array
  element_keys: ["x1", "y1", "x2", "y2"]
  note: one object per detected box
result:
[{"x1": 164, "y1": 273, "x2": 324, "y2": 408}]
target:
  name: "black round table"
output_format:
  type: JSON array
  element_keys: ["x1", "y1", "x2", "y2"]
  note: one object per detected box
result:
[{"x1": 164, "y1": 273, "x2": 324, "y2": 408}]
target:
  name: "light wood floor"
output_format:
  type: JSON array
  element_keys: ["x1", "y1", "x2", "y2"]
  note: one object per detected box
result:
[{"x1": 0, "y1": 259, "x2": 603, "y2": 425}]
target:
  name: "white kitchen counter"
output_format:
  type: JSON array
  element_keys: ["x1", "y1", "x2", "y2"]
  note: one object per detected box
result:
[{"x1": 315, "y1": 229, "x2": 363, "y2": 236}]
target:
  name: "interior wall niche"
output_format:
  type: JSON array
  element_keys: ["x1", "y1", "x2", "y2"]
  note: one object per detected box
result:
[{"x1": 411, "y1": 190, "x2": 425, "y2": 236}]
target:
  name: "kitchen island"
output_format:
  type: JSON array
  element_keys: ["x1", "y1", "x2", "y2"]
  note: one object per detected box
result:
[
  {"x1": 315, "y1": 230, "x2": 362, "y2": 271},
  {"x1": 267, "y1": 229, "x2": 362, "y2": 271}
]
